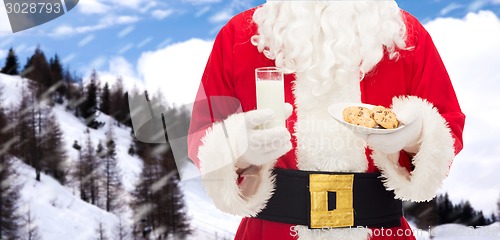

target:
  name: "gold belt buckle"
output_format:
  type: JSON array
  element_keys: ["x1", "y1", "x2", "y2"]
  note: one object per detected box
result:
[{"x1": 309, "y1": 174, "x2": 355, "y2": 229}]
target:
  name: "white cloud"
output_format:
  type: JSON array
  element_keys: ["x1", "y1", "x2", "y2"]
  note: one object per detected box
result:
[
  {"x1": 62, "y1": 53, "x2": 77, "y2": 64},
  {"x1": 468, "y1": 0, "x2": 489, "y2": 12},
  {"x1": 50, "y1": 15, "x2": 140, "y2": 37},
  {"x1": 425, "y1": 10, "x2": 500, "y2": 215},
  {"x1": 118, "y1": 26, "x2": 135, "y2": 38},
  {"x1": 94, "y1": 39, "x2": 213, "y2": 106},
  {"x1": 137, "y1": 37, "x2": 153, "y2": 48},
  {"x1": 137, "y1": 39, "x2": 213, "y2": 106},
  {"x1": 183, "y1": 0, "x2": 221, "y2": 5},
  {"x1": 0, "y1": 37, "x2": 14, "y2": 49},
  {"x1": 156, "y1": 38, "x2": 173, "y2": 49},
  {"x1": 108, "y1": 0, "x2": 147, "y2": 9},
  {"x1": 195, "y1": 6, "x2": 211, "y2": 17},
  {"x1": 78, "y1": 34, "x2": 96, "y2": 47},
  {"x1": 209, "y1": 10, "x2": 233, "y2": 23},
  {"x1": 118, "y1": 43, "x2": 134, "y2": 55},
  {"x1": 79, "y1": 0, "x2": 160, "y2": 14},
  {"x1": 52, "y1": 25, "x2": 74, "y2": 37},
  {"x1": 90, "y1": 56, "x2": 107, "y2": 69},
  {"x1": 151, "y1": 9, "x2": 175, "y2": 20},
  {"x1": 440, "y1": 3, "x2": 463, "y2": 16},
  {"x1": 206, "y1": 0, "x2": 253, "y2": 24},
  {"x1": 78, "y1": 0, "x2": 111, "y2": 15},
  {"x1": 113, "y1": 15, "x2": 140, "y2": 24},
  {"x1": 139, "y1": 1, "x2": 159, "y2": 13},
  {"x1": 0, "y1": 48, "x2": 6, "y2": 59},
  {"x1": 98, "y1": 57, "x2": 143, "y2": 92}
]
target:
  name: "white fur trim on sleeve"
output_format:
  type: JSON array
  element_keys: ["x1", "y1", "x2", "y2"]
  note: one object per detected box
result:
[
  {"x1": 197, "y1": 113, "x2": 276, "y2": 216},
  {"x1": 372, "y1": 96, "x2": 455, "y2": 202}
]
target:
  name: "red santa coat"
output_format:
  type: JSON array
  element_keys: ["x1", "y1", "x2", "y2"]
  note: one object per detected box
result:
[{"x1": 188, "y1": 7, "x2": 465, "y2": 240}]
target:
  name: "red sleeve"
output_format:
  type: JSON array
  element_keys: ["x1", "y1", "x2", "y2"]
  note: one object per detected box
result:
[
  {"x1": 405, "y1": 13, "x2": 465, "y2": 155},
  {"x1": 187, "y1": 25, "x2": 242, "y2": 169}
]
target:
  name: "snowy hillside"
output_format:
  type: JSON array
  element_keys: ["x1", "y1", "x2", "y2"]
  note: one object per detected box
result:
[
  {"x1": 14, "y1": 159, "x2": 119, "y2": 240},
  {"x1": 1, "y1": 73, "x2": 241, "y2": 239}
]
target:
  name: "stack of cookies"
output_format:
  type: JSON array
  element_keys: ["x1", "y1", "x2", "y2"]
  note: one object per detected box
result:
[{"x1": 342, "y1": 106, "x2": 399, "y2": 129}]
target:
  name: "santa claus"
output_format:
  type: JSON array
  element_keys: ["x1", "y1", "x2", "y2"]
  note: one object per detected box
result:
[{"x1": 188, "y1": 1, "x2": 465, "y2": 239}]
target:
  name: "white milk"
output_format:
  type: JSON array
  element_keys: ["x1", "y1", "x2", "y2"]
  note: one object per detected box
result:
[{"x1": 256, "y1": 80, "x2": 285, "y2": 128}]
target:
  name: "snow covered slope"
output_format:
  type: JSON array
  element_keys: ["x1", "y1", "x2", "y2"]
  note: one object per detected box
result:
[{"x1": 15, "y1": 159, "x2": 119, "y2": 240}]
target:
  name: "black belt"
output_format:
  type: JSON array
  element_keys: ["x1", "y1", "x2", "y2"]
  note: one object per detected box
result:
[{"x1": 255, "y1": 168, "x2": 402, "y2": 229}]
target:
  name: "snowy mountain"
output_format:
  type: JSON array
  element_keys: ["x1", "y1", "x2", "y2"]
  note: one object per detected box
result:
[{"x1": 0, "y1": 73, "x2": 241, "y2": 240}]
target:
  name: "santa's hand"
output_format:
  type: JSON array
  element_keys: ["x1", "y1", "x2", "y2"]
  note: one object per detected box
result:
[
  {"x1": 236, "y1": 104, "x2": 293, "y2": 167},
  {"x1": 366, "y1": 106, "x2": 423, "y2": 154}
]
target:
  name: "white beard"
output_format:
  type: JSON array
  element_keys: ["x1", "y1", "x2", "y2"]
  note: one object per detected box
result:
[{"x1": 252, "y1": 1, "x2": 407, "y2": 96}]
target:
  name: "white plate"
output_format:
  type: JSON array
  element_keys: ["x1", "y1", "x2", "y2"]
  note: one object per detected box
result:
[{"x1": 327, "y1": 103, "x2": 404, "y2": 135}]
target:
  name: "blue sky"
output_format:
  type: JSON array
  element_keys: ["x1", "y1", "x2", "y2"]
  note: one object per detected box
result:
[{"x1": 1, "y1": 0, "x2": 500, "y2": 75}]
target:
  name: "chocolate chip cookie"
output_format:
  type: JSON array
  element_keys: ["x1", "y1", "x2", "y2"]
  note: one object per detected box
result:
[
  {"x1": 342, "y1": 106, "x2": 377, "y2": 128},
  {"x1": 372, "y1": 106, "x2": 399, "y2": 129}
]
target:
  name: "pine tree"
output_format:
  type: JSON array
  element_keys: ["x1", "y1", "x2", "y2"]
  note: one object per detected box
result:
[
  {"x1": 130, "y1": 103, "x2": 194, "y2": 238},
  {"x1": 101, "y1": 126, "x2": 122, "y2": 213},
  {"x1": 113, "y1": 215, "x2": 128, "y2": 240},
  {"x1": 73, "y1": 140, "x2": 88, "y2": 202},
  {"x1": 15, "y1": 87, "x2": 42, "y2": 181},
  {"x1": 0, "y1": 157, "x2": 21, "y2": 239},
  {"x1": 132, "y1": 142, "x2": 192, "y2": 238},
  {"x1": 474, "y1": 210, "x2": 488, "y2": 226},
  {"x1": 25, "y1": 47, "x2": 53, "y2": 103},
  {"x1": 42, "y1": 113, "x2": 67, "y2": 184},
  {"x1": 0, "y1": 87, "x2": 21, "y2": 239},
  {"x1": 63, "y1": 68, "x2": 82, "y2": 111},
  {"x1": 437, "y1": 193, "x2": 455, "y2": 224},
  {"x1": 88, "y1": 131, "x2": 101, "y2": 207},
  {"x1": 458, "y1": 200, "x2": 475, "y2": 225},
  {"x1": 68, "y1": 80, "x2": 84, "y2": 118},
  {"x1": 164, "y1": 176, "x2": 192, "y2": 239},
  {"x1": 131, "y1": 150, "x2": 160, "y2": 239},
  {"x1": 159, "y1": 137, "x2": 191, "y2": 239},
  {"x1": 21, "y1": 56, "x2": 33, "y2": 77},
  {"x1": 109, "y1": 78, "x2": 129, "y2": 125},
  {"x1": 75, "y1": 129, "x2": 101, "y2": 205},
  {"x1": 15, "y1": 87, "x2": 31, "y2": 159},
  {"x1": 110, "y1": 78, "x2": 124, "y2": 112},
  {"x1": 49, "y1": 54, "x2": 65, "y2": 103},
  {"x1": 94, "y1": 222, "x2": 109, "y2": 240},
  {"x1": 100, "y1": 82, "x2": 111, "y2": 115},
  {"x1": 1, "y1": 47, "x2": 20, "y2": 75},
  {"x1": 81, "y1": 70, "x2": 99, "y2": 128},
  {"x1": 22, "y1": 207, "x2": 42, "y2": 240}
]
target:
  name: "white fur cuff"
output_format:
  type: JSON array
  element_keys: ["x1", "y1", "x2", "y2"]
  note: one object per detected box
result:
[
  {"x1": 372, "y1": 96, "x2": 455, "y2": 202},
  {"x1": 198, "y1": 113, "x2": 276, "y2": 216}
]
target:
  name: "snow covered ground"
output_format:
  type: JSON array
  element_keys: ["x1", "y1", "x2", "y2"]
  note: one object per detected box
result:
[
  {"x1": 416, "y1": 223, "x2": 500, "y2": 240},
  {"x1": 180, "y1": 162, "x2": 241, "y2": 239},
  {"x1": 14, "y1": 159, "x2": 119, "y2": 240}
]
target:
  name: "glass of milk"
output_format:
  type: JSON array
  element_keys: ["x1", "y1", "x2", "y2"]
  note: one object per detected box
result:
[{"x1": 255, "y1": 67, "x2": 285, "y2": 128}]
